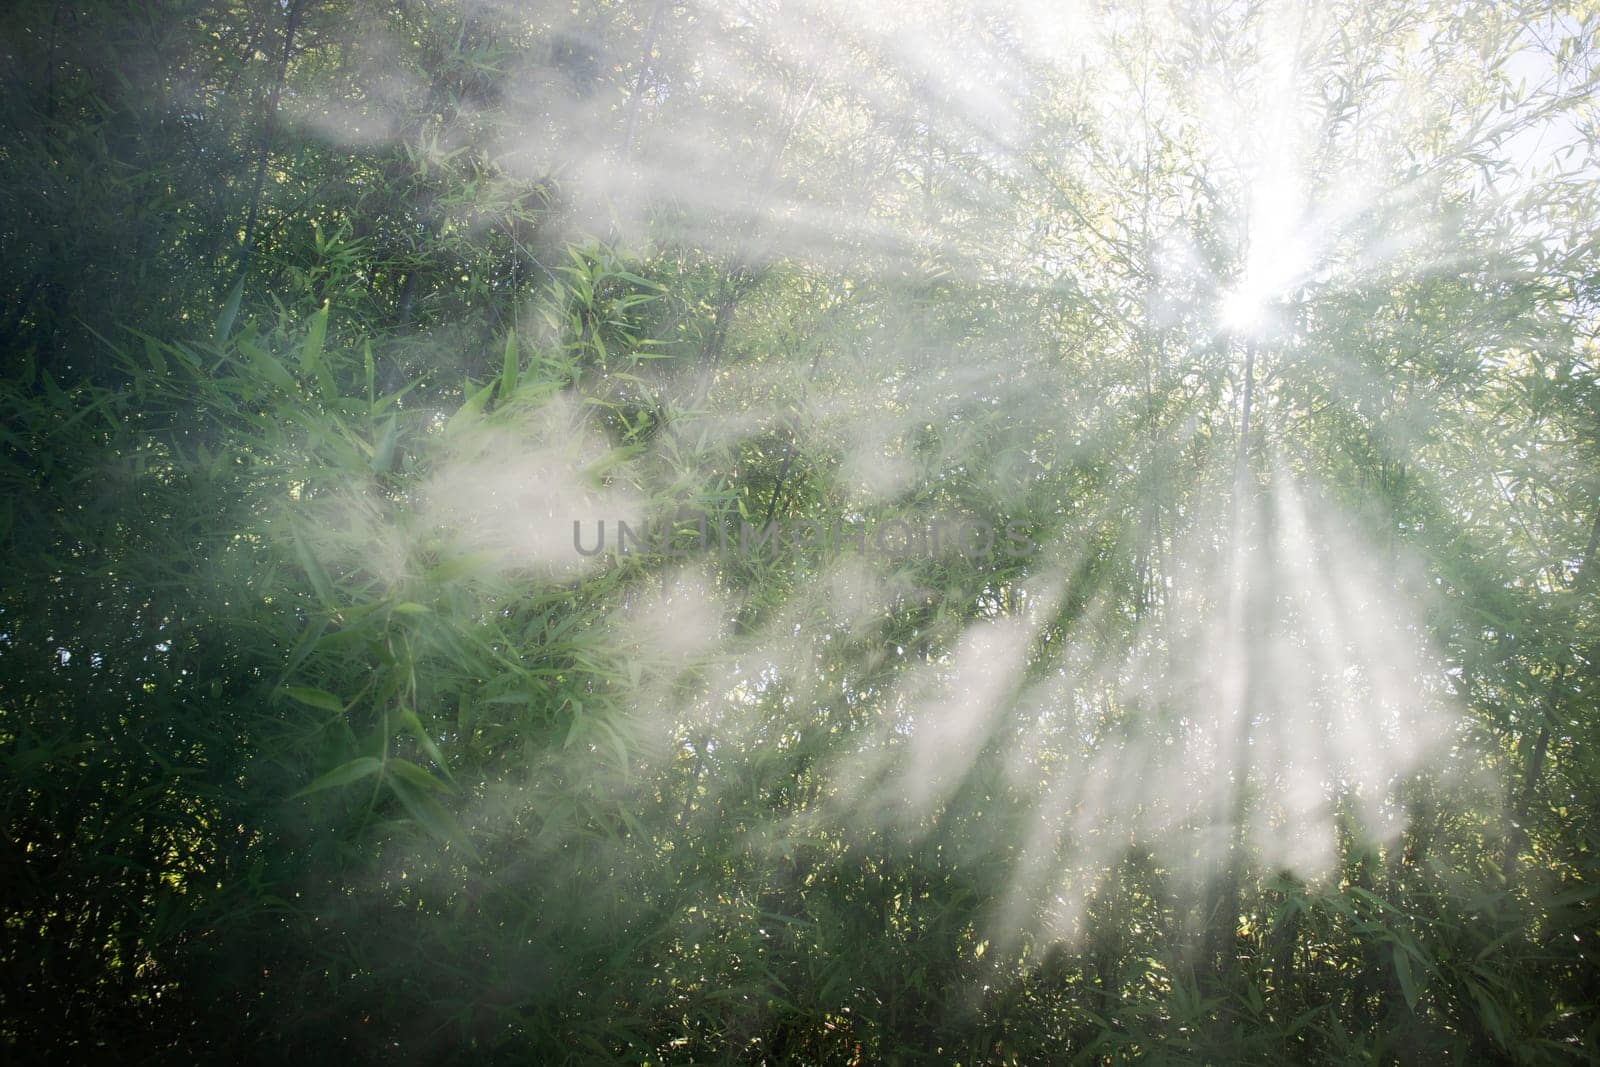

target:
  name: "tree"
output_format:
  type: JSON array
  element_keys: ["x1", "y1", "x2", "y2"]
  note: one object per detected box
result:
[{"x1": 2, "y1": 0, "x2": 1599, "y2": 1061}]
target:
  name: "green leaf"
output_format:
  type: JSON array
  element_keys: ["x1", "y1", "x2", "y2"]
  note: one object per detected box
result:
[
  {"x1": 1393, "y1": 945, "x2": 1419, "y2": 1011},
  {"x1": 500, "y1": 328, "x2": 519, "y2": 398},
  {"x1": 615, "y1": 270, "x2": 663, "y2": 290},
  {"x1": 293, "y1": 756, "x2": 382, "y2": 797},
  {"x1": 388, "y1": 756, "x2": 450, "y2": 794},
  {"x1": 301, "y1": 301, "x2": 329, "y2": 375},
  {"x1": 564, "y1": 699, "x2": 584, "y2": 749},
  {"x1": 372, "y1": 414, "x2": 398, "y2": 473},
  {"x1": 282, "y1": 686, "x2": 345, "y2": 713},
  {"x1": 398, "y1": 709, "x2": 456, "y2": 786},
  {"x1": 387, "y1": 775, "x2": 479, "y2": 860},
  {"x1": 142, "y1": 335, "x2": 168, "y2": 377},
  {"x1": 486, "y1": 690, "x2": 540, "y2": 705},
  {"x1": 445, "y1": 380, "x2": 496, "y2": 435},
  {"x1": 275, "y1": 618, "x2": 330, "y2": 690},
  {"x1": 240, "y1": 339, "x2": 298, "y2": 393},
  {"x1": 291, "y1": 523, "x2": 338, "y2": 609},
  {"x1": 424, "y1": 551, "x2": 496, "y2": 584},
  {"x1": 215, "y1": 277, "x2": 244, "y2": 343}
]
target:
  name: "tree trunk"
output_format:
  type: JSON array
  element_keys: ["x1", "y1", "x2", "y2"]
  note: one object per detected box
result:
[{"x1": 233, "y1": 0, "x2": 306, "y2": 286}]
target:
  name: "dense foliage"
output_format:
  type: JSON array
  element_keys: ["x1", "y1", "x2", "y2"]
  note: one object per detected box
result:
[{"x1": 2, "y1": 0, "x2": 1599, "y2": 1061}]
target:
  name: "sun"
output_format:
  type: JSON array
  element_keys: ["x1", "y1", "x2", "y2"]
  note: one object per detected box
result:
[{"x1": 1220, "y1": 280, "x2": 1269, "y2": 335}]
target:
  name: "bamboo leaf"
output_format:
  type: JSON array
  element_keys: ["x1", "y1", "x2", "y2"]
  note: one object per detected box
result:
[
  {"x1": 301, "y1": 301, "x2": 329, "y2": 375},
  {"x1": 388, "y1": 775, "x2": 479, "y2": 860},
  {"x1": 215, "y1": 277, "x2": 244, "y2": 343},
  {"x1": 282, "y1": 686, "x2": 345, "y2": 713},
  {"x1": 500, "y1": 328, "x2": 519, "y2": 398},
  {"x1": 293, "y1": 756, "x2": 382, "y2": 797}
]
